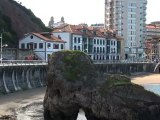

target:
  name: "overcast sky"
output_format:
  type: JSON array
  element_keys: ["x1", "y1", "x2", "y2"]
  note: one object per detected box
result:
[{"x1": 16, "y1": 0, "x2": 160, "y2": 26}]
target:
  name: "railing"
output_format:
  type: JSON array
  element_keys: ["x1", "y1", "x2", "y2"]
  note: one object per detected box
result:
[
  {"x1": 92, "y1": 60, "x2": 154, "y2": 64},
  {"x1": 0, "y1": 60, "x2": 48, "y2": 66}
]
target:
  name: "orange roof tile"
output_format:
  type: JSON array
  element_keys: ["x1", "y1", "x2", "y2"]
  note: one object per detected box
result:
[{"x1": 30, "y1": 32, "x2": 66, "y2": 43}]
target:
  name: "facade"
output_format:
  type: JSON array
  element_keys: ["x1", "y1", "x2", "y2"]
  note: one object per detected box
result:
[
  {"x1": 52, "y1": 24, "x2": 124, "y2": 61},
  {"x1": 146, "y1": 24, "x2": 160, "y2": 39},
  {"x1": 144, "y1": 37, "x2": 160, "y2": 62},
  {"x1": 105, "y1": 0, "x2": 147, "y2": 60},
  {"x1": 19, "y1": 32, "x2": 65, "y2": 61}
]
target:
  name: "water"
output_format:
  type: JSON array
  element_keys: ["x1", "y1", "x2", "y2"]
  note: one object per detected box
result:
[
  {"x1": 143, "y1": 84, "x2": 160, "y2": 96},
  {"x1": 16, "y1": 84, "x2": 160, "y2": 120}
]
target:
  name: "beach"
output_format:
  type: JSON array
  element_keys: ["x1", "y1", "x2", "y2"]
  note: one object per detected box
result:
[
  {"x1": 0, "y1": 73, "x2": 160, "y2": 119},
  {"x1": 131, "y1": 73, "x2": 160, "y2": 85},
  {"x1": 0, "y1": 87, "x2": 46, "y2": 118}
]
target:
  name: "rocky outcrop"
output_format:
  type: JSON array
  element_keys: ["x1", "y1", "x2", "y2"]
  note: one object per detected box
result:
[{"x1": 44, "y1": 51, "x2": 160, "y2": 120}]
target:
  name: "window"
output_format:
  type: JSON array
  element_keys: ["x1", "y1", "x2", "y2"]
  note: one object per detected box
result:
[
  {"x1": 103, "y1": 40, "x2": 105, "y2": 45},
  {"x1": 100, "y1": 47, "x2": 102, "y2": 53},
  {"x1": 97, "y1": 47, "x2": 99, "y2": 53},
  {"x1": 111, "y1": 41, "x2": 113, "y2": 45},
  {"x1": 78, "y1": 46, "x2": 80, "y2": 50},
  {"x1": 61, "y1": 44, "x2": 64, "y2": 49},
  {"x1": 74, "y1": 37, "x2": 77, "y2": 43},
  {"x1": 94, "y1": 47, "x2": 96, "y2": 53},
  {"x1": 103, "y1": 47, "x2": 105, "y2": 53},
  {"x1": 47, "y1": 43, "x2": 51, "y2": 48},
  {"x1": 97, "y1": 39, "x2": 99, "y2": 44},
  {"x1": 39, "y1": 43, "x2": 43, "y2": 49},
  {"x1": 78, "y1": 38, "x2": 80, "y2": 43},
  {"x1": 30, "y1": 35, "x2": 33, "y2": 39},
  {"x1": 94, "y1": 39, "x2": 96, "y2": 44},
  {"x1": 100, "y1": 40, "x2": 102, "y2": 45},
  {"x1": 27, "y1": 43, "x2": 30, "y2": 49},
  {"x1": 21, "y1": 43, "x2": 25, "y2": 49},
  {"x1": 74, "y1": 46, "x2": 77, "y2": 50},
  {"x1": 34, "y1": 43, "x2": 37, "y2": 49},
  {"x1": 53, "y1": 44, "x2": 59, "y2": 49}
]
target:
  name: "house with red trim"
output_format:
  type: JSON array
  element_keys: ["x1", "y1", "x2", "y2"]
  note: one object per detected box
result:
[{"x1": 19, "y1": 32, "x2": 66, "y2": 61}]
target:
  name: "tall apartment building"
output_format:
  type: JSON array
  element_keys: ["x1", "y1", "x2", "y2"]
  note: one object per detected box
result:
[{"x1": 105, "y1": 0, "x2": 147, "y2": 60}]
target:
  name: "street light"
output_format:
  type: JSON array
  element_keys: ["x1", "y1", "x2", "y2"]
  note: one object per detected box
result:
[{"x1": 0, "y1": 33, "x2": 8, "y2": 64}]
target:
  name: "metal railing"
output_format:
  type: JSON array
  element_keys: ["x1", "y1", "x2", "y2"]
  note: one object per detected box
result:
[
  {"x1": 92, "y1": 60, "x2": 154, "y2": 64},
  {"x1": 0, "y1": 60, "x2": 48, "y2": 66}
]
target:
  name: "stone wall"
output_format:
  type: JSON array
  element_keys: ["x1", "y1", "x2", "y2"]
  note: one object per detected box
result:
[{"x1": 94, "y1": 63, "x2": 155, "y2": 75}]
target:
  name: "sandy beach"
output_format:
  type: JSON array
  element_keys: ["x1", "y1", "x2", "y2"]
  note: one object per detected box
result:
[
  {"x1": 0, "y1": 87, "x2": 46, "y2": 118},
  {"x1": 131, "y1": 73, "x2": 160, "y2": 85}
]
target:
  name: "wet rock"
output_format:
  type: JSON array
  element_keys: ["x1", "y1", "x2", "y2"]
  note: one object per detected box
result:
[{"x1": 44, "y1": 50, "x2": 160, "y2": 120}]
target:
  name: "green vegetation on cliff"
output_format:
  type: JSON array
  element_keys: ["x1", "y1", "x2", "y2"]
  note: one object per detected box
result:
[
  {"x1": 0, "y1": 11, "x2": 17, "y2": 46},
  {"x1": 0, "y1": 0, "x2": 51, "y2": 47}
]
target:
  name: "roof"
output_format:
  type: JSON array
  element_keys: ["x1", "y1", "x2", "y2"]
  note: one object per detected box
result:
[
  {"x1": 146, "y1": 25, "x2": 160, "y2": 29},
  {"x1": 22, "y1": 32, "x2": 66, "y2": 43},
  {"x1": 53, "y1": 24, "x2": 106, "y2": 38}
]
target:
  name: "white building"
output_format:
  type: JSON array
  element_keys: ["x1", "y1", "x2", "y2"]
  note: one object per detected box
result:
[
  {"x1": 105, "y1": 0, "x2": 147, "y2": 60},
  {"x1": 19, "y1": 32, "x2": 66, "y2": 61},
  {"x1": 52, "y1": 24, "x2": 121, "y2": 61}
]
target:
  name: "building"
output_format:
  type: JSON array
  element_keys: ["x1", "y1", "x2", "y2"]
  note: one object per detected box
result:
[
  {"x1": 146, "y1": 23, "x2": 160, "y2": 39},
  {"x1": 48, "y1": 16, "x2": 66, "y2": 28},
  {"x1": 52, "y1": 24, "x2": 124, "y2": 61},
  {"x1": 19, "y1": 32, "x2": 66, "y2": 61},
  {"x1": 144, "y1": 37, "x2": 160, "y2": 62},
  {"x1": 105, "y1": 0, "x2": 147, "y2": 60}
]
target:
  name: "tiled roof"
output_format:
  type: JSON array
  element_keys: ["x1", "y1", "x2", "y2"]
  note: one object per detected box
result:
[
  {"x1": 29, "y1": 32, "x2": 66, "y2": 43},
  {"x1": 146, "y1": 25, "x2": 160, "y2": 29},
  {"x1": 53, "y1": 24, "x2": 106, "y2": 38}
]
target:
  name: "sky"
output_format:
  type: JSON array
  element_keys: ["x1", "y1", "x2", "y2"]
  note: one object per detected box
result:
[{"x1": 15, "y1": 0, "x2": 160, "y2": 26}]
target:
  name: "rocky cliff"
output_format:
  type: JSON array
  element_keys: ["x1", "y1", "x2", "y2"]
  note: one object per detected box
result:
[{"x1": 44, "y1": 51, "x2": 160, "y2": 120}]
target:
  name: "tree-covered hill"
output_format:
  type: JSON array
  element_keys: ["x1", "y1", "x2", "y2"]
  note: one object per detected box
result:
[{"x1": 0, "y1": 0, "x2": 50, "y2": 47}]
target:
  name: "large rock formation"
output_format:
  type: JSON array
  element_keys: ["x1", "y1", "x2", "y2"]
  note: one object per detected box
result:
[{"x1": 44, "y1": 51, "x2": 160, "y2": 120}]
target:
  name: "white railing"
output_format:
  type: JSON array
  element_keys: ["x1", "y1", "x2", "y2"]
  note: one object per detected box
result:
[
  {"x1": 92, "y1": 60, "x2": 153, "y2": 64},
  {"x1": 0, "y1": 60, "x2": 48, "y2": 66}
]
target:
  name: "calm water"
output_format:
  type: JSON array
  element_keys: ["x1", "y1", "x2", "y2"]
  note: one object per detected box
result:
[
  {"x1": 16, "y1": 84, "x2": 160, "y2": 120},
  {"x1": 143, "y1": 84, "x2": 160, "y2": 96}
]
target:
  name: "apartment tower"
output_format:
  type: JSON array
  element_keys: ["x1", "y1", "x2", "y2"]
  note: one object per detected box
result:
[{"x1": 105, "y1": 0, "x2": 147, "y2": 60}]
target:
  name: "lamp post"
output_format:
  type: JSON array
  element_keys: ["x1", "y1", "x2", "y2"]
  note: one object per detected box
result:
[
  {"x1": 0, "y1": 33, "x2": 2, "y2": 64},
  {"x1": 0, "y1": 33, "x2": 8, "y2": 64}
]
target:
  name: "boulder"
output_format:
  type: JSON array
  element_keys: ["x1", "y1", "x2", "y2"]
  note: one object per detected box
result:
[{"x1": 44, "y1": 51, "x2": 160, "y2": 120}]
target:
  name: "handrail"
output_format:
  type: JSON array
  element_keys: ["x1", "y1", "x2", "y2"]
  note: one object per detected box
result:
[
  {"x1": 0, "y1": 60, "x2": 48, "y2": 66},
  {"x1": 92, "y1": 60, "x2": 153, "y2": 64}
]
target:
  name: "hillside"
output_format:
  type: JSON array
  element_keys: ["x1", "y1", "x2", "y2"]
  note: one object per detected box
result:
[{"x1": 0, "y1": 0, "x2": 49, "y2": 47}]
